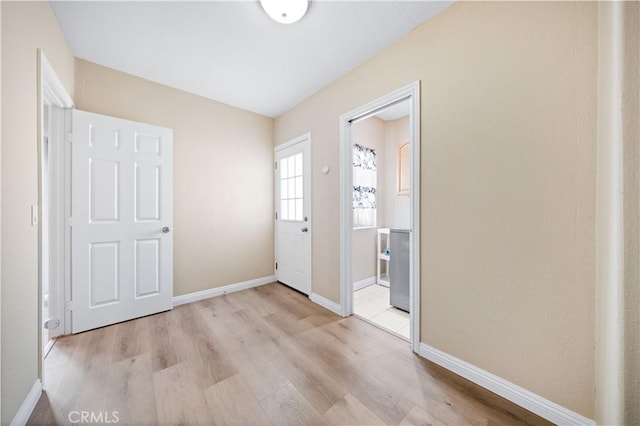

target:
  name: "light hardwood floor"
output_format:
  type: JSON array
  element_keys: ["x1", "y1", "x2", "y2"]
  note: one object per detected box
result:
[{"x1": 29, "y1": 282, "x2": 550, "y2": 425}]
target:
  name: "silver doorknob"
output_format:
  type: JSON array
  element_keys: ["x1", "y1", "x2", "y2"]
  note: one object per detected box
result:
[
  {"x1": 301, "y1": 227, "x2": 308, "y2": 232},
  {"x1": 162, "y1": 226, "x2": 170, "y2": 233}
]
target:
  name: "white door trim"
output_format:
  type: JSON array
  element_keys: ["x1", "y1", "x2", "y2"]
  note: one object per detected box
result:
[
  {"x1": 40, "y1": 51, "x2": 73, "y2": 108},
  {"x1": 274, "y1": 133, "x2": 312, "y2": 293},
  {"x1": 339, "y1": 82, "x2": 421, "y2": 353},
  {"x1": 37, "y1": 50, "x2": 74, "y2": 382},
  {"x1": 276, "y1": 132, "x2": 311, "y2": 151}
]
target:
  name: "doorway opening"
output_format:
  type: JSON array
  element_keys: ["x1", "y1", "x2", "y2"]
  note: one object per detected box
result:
[
  {"x1": 350, "y1": 100, "x2": 411, "y2": 340},
  {"x1": 339, "y1": 83, "x2": 421, "y2": 352},
  {"x1": 38, "y1": 50, "x2": 74, "y2": 383},
  {"x1": 41, "y1": 106, "x2": 51, "y2": 355}
]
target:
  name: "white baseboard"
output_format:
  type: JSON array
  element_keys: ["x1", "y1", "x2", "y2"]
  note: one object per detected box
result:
[
  {"x1": 173, "y1": 275, "x2": 275, "y2": 307},
  {"x1": 10, "y1": 379, "x2": 42, "y2": 426},
  {"x1": 309, "y1": 293, "x2": 343, "y2": 316},
  {"x1": 353, "y1": 276, "x2": 376, "y2": 291},
  {"x1": 418, "y1": 343, "x2": 594, "y2": 426}
]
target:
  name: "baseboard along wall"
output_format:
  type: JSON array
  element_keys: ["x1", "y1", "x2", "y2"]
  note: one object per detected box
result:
[
  {"x1": 418, "y1": 343, "x2": 594, "y2": 426},
  {"x1": 353, "y1": 276, "x2": 377, "y2": 291},
  {"x1": 309, "y1": 293, "x2": 343, "y2": 316},
  {"x1": 173, "y1": 275, "x2": 275, "y2": 306},
  {"x1": 10, "y1": 380, "x2": 42, "y2": 426}
]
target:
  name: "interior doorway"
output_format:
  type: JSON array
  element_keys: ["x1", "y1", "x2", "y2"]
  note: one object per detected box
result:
[
  {"x1": 350, "y1": 100, "x2": 411, "y2": 340},
  {"x1": 41, "y1": 106, "x2": 51, "y2": 355},
  {"x1": 38, "y1": 51, "x2": 74, "y2": 382},
  {"x1": 339, "y1": 82, "x2": 421, "y2": 352}
]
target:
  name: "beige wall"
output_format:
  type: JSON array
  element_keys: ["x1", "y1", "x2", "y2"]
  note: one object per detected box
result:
[
  {"x1": 383, "y1": 116, "x2": 410, "y2": 229},
  {"x1": 351, "y1": 117, "x2": 385, "y2": 283},
  {"x1": 1, "y1": 2, "x2": 75, "y2": 422},
  {"x1": 75, "y1": 59, "x2": 274, "y2": 297},
  {"x1": 274, "y1": 1, "x2": 596, "y2": 417}
]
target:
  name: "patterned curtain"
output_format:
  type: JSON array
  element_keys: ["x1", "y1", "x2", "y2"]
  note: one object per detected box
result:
[{"x1": 353, "y1": 143, "x2": 377, "y2": 227}]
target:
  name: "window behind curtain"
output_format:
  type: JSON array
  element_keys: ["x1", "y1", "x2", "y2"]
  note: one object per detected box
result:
[{"x1": 353, "y1": 143, "x2": 377, "y2": 228}]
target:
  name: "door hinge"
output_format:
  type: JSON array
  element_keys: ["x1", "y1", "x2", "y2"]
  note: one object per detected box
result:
[
  {"x1": 66, "y1": 217, "x2": 73, "y2": 227},
  {"x1": 275, "y1": 211, "x2": 278, "y2": 220},
  {"x1": 65, "y1": 301, "x2": 73, "y2": 311},
  {"x1": 275, "y1": 161, "x2": 277, "y2": 170},
  {"x1": 65, "y1": 132, "x2": 73, "y2": 144},
  {"x1": 275, "y1": 262, "x2": 278, "y2": 270}
]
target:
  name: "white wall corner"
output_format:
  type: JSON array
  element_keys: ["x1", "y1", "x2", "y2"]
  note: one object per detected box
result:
[
  {"x1": 173, "y1": 275, "x2": 275, "y2": 307},
  {"x1": 353, "y1": 276, "x2": 377, "y2": 291},
  {"x1": 595, "y1": 2, "x2": 630, "y2": 424},
  {"x1": 10, "y1": 380, "x2": 42, "y2": 426},
  {"x1": 309, "y1": 293, "x2": 343, "y2": 316},
  {"x1": 418, "y1": 343, "x2": 594, "y2": 426}
]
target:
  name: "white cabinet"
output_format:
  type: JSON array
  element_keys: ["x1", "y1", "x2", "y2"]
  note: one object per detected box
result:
[{"x1": 377, "y1": 228, "x2": 390, "y2": 286}]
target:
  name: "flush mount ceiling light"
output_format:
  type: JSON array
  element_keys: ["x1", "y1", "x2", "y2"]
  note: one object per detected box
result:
[{"x1": 260, "y1": 0, "x2": 309, "y2": 24}]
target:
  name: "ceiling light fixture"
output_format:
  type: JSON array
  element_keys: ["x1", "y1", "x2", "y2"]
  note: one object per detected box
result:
[{"x1": 260, "y1": 0, "x2": 309, "y2": 25}]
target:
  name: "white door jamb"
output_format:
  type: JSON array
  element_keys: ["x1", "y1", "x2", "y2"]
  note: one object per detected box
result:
[{"x1": 37, "y1": 50, "x2": 73, "y2": 382}]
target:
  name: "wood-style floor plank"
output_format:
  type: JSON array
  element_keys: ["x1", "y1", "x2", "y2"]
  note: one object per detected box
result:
[
  {"x1": 267, "y1": 336, "x2": 348, "y2": 414},
  {"x1": 203, "y1": 374, "x2": 272, "y2": 425},
  {"x1": 323, "y1": 393, "x2": 386, "y2": 425},
  {"x1": 104, "y1": 353, "x2": 157, "y2": 425},
  {"x1": 41, "y1": 334, "x2": 78, "y2": 398},
  {"x1": 197, "y1": 307, "x2": 291, "y2": 401},
  {"x1": 152, "y1": 362, "x2": 213, "y2": 425},
  {"x1": 47, "y1": 325, "x2": 116, "y2": 419},
  {"x1": 139, "y1": 309, "x2": 180, "y2": 372},
  {"x1": 111, "y1": 315, "x2": 152, "y2": 363},
  {"x1": 400, "y1": 405, "x2": 444, "y2": 426},
  {"x1": 29, "y1": 282, "x2": 551, "y2": 426},
  {"x1": 176, "y1": 304, "x2": 237, "y2": 388},
  {"x1": 359, "y1": 348, "x2": 489, "y2": 425},
  {"x1": 259, "y1": 382, "x2": 326, "y2": 425},
  {"x1": 331, "y1": 363, "x2": 415, "y2": 425}
]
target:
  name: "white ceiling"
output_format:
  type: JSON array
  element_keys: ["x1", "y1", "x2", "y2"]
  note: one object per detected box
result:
[
  {"x1": 375, "y1": 99, "x2": 409, "y2": 121},
  {"x1": 51, "y1": 1, "x2": 452, "y2": 118}
]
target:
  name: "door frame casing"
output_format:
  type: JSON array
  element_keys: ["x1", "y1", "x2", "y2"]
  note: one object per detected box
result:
[
  {"x1": 274, "y1": 133, "x2": 313, "y2": 294},
  {"x1": 38, "y1": 50, "x2": 74, "y2": 378},
  {"x1": 339, "y1": 82, "x2": 421, "y2": 353}
]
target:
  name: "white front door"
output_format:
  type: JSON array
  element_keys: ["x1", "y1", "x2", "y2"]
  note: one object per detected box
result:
[
  {"x1": 71, "y1": 110, "x2": 173, "y2": 333},
  {"x1": 275, "y1": 135, "x2": 311, "y2": 295}
]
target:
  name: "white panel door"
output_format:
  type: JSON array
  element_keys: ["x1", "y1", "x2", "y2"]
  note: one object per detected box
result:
[
  {"x1": 71, "y1": 110, "x2": 173, "y2": 333},
  {"x1": 275, "y1": 136, "x2": 311, "y2": 295}
]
